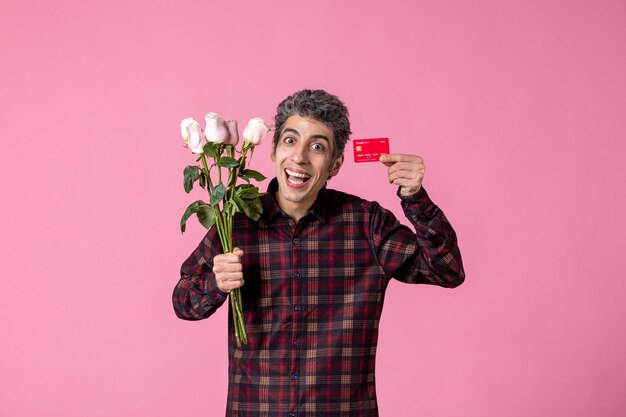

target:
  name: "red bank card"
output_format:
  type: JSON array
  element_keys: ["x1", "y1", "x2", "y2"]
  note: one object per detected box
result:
[{"x1": 353, "y1": 138, "x2": 390, "y2": 163}]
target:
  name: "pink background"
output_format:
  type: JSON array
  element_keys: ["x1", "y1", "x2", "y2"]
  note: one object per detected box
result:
[{"x1": 1, "y1": 0, "x2": 625, "y2": 416}]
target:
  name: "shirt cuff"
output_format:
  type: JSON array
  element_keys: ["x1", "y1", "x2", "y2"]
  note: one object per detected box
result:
[
  {"x1": 205, "y1": 274, "x2": 228, "y2": 303},
  {"x1": 397, "y1": 186, "x2": 436, "y2": 218}
]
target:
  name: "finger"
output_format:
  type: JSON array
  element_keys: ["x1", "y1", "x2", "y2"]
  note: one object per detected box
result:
[
  {"x1": 387, "y1": 162, "x2": 424, "y2": 176},
  {"x1": 389, "y1": 173, "x2": 423, "y2": 185},
  {"x1": 392, "y1": 178, "x2": 422, "y2": 188},
  {"x1": 379, "y1": 153, "x2": 422, "y2": 165},
  {"x1": 386, "y1": 161, "x2": 424, "y2": 173},
  {"x1": 220, "y1": 279, "x2": 245, "y2": 293},
  {"x1": 388, "y1": 167, "x2": 424, "y2": 182},
  {"x1": 218, "y1": 271, "x2": 244, "y2": 281},
  {"x1": 214, "y1": 253, "x2": 243, "y2": 264},
  {"x1": 213, "y1": 262, "x2": 243, "y2": 273},
  {"x1": 389, "y1": 168, "x2": 424, "y2": 183},
  {"x1": 215, "y1": 271, "x2": 244, "y2": 284},
  {"x1": 388, "y1": 163, "x2": 425, "y2": 183},
  {"x1": 388, "y1": 164, "x2": 424, "y2": 176},
  {"x1": 379, "y1": 154, "x2": 394, "y2": 167}
]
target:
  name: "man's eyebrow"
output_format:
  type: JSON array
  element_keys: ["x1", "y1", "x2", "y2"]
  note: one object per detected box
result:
[
  {"x1": 280, "y1": 128, "x2": 330, "y2": 143},
  {"x1": 281, "y1": 128, "x2": 300, "y2": 137},
  {"x1": 309, "y1": 134, "x2": 330, "y2": 143}
]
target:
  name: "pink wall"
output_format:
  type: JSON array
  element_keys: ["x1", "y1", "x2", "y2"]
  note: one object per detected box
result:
[{"x1": 1, "y1": 0, "x2": 625, "y2": 416}]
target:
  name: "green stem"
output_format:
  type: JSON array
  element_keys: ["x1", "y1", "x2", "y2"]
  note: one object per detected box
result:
[
  {"x1": 226, "y1": 207, "x2": 233, "y2": 249},
  {"x1": 204, "y1": 145, "x2": 251, "y2": 346},
  {"x1": 216, "y1": 211, "x2": 229, "y2": 252},
  {"x1": 231, "y1": 294, "x2": 241, "y2": 347},
  {"x1": 200, "y1": 154, "x2": 214, "y2": 193}
]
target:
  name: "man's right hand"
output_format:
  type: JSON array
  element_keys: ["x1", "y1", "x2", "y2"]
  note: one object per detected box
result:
[{"x1": 213, "y1": 247, "x2": 244, "y2": 293}]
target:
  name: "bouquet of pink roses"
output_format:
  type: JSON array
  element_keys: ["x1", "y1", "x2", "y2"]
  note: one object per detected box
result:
[{"x1": 180, "y1": 112, "x2": 270, "y2": 346}]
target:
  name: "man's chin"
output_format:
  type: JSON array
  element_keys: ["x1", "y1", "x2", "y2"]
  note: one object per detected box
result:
[{"x1": 280, "y1": 189, "x2": 308, "y2": 203}]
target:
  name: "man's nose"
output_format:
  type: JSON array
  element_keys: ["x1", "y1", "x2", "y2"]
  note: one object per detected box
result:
[{"x1": 290, "y1": 145, "x2": 307, "y2": 163}]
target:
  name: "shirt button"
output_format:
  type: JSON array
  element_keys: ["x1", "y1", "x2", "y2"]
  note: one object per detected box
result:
[
  {"x1": 294, "y1": 305, "x2": 302, "y2": 312},
  {"x1": 402, "y1": 201, "x2": 411, "y2": 208},
  {"x1": 294, "y1": 271, "x2": 301, "y2": 278},
  {"x1": 291, "y1": 373, "x2": 299, "y2": 381},
  {"x1": 293, "y1": 340, "x2": 301, "y2": 348},
  {"x1": 289, "y1": 413, "x2": 296, "y2": 417},
  {"x1": 293, "y1": 238, "x2": 300, "y2": 244}
]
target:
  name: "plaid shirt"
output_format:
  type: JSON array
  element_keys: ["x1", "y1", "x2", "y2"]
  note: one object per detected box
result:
[{"x1": 173, "y1": 179, "x2": 464, "y2": 417}]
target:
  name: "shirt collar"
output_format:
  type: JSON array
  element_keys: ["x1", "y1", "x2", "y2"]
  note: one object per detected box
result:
[{"x1": 263, "y1": 178, "x2": 329, "y2": 223}]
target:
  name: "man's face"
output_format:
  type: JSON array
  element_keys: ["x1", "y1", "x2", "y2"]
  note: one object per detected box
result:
[{"x1": 271, "y1": 115, "x2": 344, "y2": 217}]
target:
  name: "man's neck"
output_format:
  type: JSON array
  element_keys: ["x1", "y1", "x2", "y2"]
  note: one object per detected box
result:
[{"x1": 274, "y1": 194, "x2": 313, "y2": 223}]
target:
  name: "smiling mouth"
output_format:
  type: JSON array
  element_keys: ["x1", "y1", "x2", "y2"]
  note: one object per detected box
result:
[{"x1": 285, "y1": 168, "x2": 311, "y2": 185}]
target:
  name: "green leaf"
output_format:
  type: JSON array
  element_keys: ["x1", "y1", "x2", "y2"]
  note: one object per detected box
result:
[
  {"x1": 199, "y1": 171, "x2": 206, "y2": 189},
  {"x1": 210, "y1": 183, "x2": 226, "y2": 206},
  {"x1": 203, "y1": 142, "x2": 220, "y2": 158},
  {"x1": 233, "y1": 195, "x2": 263, "y2": 221},
  {"x1": 239, "y1": 169, "x2": 266, "y2": 182},
  {"x1": 227, "y1": 168, "x2": 238, "y2": 188},
  {"x1": 196, "y1": 204, "x2": 215, "y2": 230},
  {"x1": 238, "y1": 185, "x2": 266, "y2": 200},
  {"x1": 180, "y1": 200, "x2": 213, "y2": 233},
  {"x1": 183, "y1": 165, "x2": 201, "y2": 193},
  {"x1": 217, "y1": 156, "x2": 240, "y2": 169}
]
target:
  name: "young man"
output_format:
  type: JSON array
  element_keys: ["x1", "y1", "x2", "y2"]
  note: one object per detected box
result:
[{"x1": 173, "y1": 89, "x2": 464, "y2": 417}]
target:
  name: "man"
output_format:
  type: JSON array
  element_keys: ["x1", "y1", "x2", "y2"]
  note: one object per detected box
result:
[{"x1": 173, "y1": 89, "x2": 464, "y2": 417}]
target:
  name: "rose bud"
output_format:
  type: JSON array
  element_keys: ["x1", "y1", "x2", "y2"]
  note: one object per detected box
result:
[
  {"x1": 242, "y1": 117, "x2": 270, "y2": 145},
  {"x1": 181, "y1": 117, "x2": 208, "y2": 154},
  {"x1": 224, "y1": 119, "x2": 240, "y2": 146},
  {"x1": 205, "y1": 112, "x2": 230, "y2": 144}
]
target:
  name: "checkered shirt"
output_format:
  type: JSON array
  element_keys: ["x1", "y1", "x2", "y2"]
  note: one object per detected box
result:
[{"x1": 173, "y1": 179, "x2": 465, "y2": 417}]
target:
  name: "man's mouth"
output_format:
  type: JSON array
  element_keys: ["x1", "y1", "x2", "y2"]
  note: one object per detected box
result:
[{"x1": 285, "y1": 168, "x2": 311, "y2": 185}]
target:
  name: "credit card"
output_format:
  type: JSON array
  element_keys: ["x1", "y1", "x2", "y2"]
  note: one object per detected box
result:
[{"x1": 353, "y1": 138, "x2": 390, "y2": 163}]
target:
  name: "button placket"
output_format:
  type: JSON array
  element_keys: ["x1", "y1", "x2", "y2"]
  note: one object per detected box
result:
[{"x1": 290, "y1": 233, "x2": 302, "y2": 410}]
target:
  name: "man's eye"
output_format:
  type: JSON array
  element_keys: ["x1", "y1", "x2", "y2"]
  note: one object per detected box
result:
[
  {"x1": 311, "y1": 143, "x2": 325, "y2": 152},
  {"x1": 283, "y1": 137, "x2": 295, "y2": 144}
]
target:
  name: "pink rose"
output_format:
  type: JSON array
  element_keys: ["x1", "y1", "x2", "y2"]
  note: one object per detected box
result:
[
  {"x1": 180, "y1": 117, "x2": 207, "y2": 154},
  {"x1": 224, "y1": 119, "x2": 240, "y2": 146},
  {"x1": 242, "y1": 117, "x2": 270, "y2": 145},
  {"x1": 204, "y1": 112, "x2": 230, "y2": 144}
]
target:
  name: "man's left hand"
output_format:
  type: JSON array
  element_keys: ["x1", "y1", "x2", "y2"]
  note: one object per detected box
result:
[{"x1": 379, "y1": 153, "x2": 425, "y2": 197}]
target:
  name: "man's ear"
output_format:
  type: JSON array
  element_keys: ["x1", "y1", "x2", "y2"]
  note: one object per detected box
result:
[
  {"x1": 329, "y1": 154, "x2": 344, "y2": 177},
  {"x1": 270, "y1": 143, "x2": 276, "y2": 162}
]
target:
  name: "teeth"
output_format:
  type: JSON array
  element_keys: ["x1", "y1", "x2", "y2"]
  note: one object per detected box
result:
[{"x1": 286, "y1": 169, "x2": 310, "y2": 180}]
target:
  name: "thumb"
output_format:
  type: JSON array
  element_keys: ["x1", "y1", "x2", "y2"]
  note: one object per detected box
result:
[
  {"x1": 232, "y1": 247, "x2": 244, "y2": 257},
  {"x1": 379, "y1": 154, "x2": 394, "y2": 167}
]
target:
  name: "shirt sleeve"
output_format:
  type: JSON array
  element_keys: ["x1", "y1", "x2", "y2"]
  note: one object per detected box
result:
[
  {"x1": 371, "y1": 186, "x2": 465, "y2": 288},
  {"x1": 172, "y1": 228, "x2": 228, "y2": 320}
]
